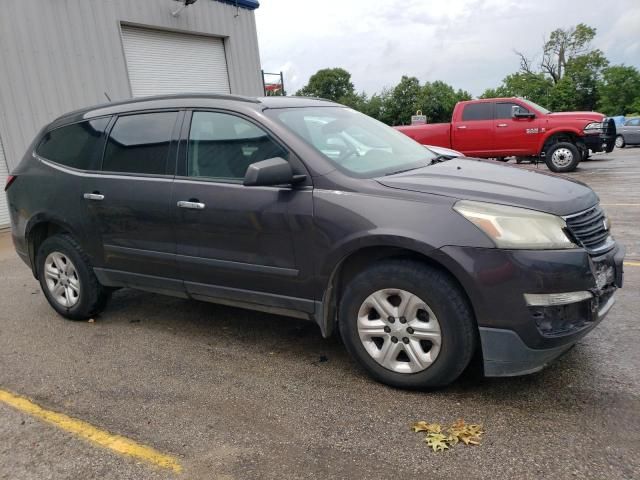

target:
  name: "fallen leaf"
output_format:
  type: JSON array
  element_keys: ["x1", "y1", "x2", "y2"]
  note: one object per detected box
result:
[
  {"x1": 447, "y1": 419, "x2": 484, "y2": 446},
  {"x1": 411, "y1": 421, "x2": 442, "y2": 433},
  {"x1": 425, "y1": 433, "x2": 449, "y2": 452}
]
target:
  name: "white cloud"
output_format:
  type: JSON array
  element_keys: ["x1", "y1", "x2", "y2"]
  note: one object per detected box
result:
[{"x1": 256, "y1": 0, "x2": 640, "y2": 97}]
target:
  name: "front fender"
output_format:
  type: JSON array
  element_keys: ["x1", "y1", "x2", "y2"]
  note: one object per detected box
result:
[{"x1": 537, "y1": 127, "x2": 584, "y2": 153}]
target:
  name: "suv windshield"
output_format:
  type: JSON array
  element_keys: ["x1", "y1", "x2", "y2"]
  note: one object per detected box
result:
[
  {"x1": 520, "y1": 99, "x2": 551, "y2": 114},
  {"x1": 265, "y1": 107, "x2": 435, "y2": 177}
]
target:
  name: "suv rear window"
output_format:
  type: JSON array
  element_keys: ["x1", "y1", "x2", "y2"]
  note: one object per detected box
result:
[
  {"x1": 36, "y1": 118, "x2": 110, "y2": 170},
  {"x1": 461, "y1": 103, "x2": 493, "y2": 121},
  {"x1": 102, "y1": 112, "x2": 177, "y2": 175}
]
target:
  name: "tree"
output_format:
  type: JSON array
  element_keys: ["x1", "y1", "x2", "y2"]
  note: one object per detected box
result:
[
  {"x1": 480, "y1": 72, "x2": 553, "y2": 106},
  {"x1": 384, "y1": 76, "x2": 422, "y2": 125},
  {"x1": 295, "y1": 68, "x2": 355, "y2": 102},
  {"x1": 418, "y1": 81, "x2": 471, "y2": 123},
  {"x1": 508, "y1": 24, "x2": 609, "y2": 111},
  {"x1": 516, "y1": 23, "x2": 599, "y2": 84},
  {"x1": 598, "y1": 65, "x2": 640, "y2": 115}
]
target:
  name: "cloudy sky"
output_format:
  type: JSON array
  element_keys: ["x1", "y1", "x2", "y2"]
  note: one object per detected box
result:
[{"x1": 256, "y1": 0, "x2": 640, "y2": 97}]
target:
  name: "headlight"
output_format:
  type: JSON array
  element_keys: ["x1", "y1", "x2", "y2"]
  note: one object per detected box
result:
[
  {"x1": 584, "y1": 122, "x2": 604, "y2": 134},
  {"x1": 453, "y1": 200, "x2": 578, "y2": 249}
]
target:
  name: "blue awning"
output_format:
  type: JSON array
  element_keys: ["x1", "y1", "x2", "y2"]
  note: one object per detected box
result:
[{"x1": 216, "y1": 0, "x2": 260, "y2": 9}]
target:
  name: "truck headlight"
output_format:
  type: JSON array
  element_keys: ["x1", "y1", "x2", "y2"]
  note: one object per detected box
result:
[
  {"x1": 453, "y1": 200, "x2": 578, "y2": 249},
  {"x1": 584, "y1": 122, "x2": 604, "y2": 134}
]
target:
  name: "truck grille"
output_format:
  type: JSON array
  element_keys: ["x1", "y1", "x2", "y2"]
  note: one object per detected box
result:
[{"x1": 564, "y1": 205, "x2": 611, "y2": 251}]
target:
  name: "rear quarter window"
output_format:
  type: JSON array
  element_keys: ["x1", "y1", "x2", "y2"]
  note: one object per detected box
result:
[
  {"x1": 461, "y1": 103, "x2": 493, "y2": 121},
  {"x1": 102, "y1": 112, "x2": 178, "y2": 175},
  {"x1": 36, "y1": 118, "x2": 110, "y2": 170}
]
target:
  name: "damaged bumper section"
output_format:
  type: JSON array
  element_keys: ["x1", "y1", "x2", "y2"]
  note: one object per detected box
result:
[{"x1": 437, "y1": 242, "x2": 625, "y2": 377}]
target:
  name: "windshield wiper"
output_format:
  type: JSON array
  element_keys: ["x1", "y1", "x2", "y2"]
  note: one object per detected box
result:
[{"x1": 384, "y1": 166, "x2": 421, "y2": 176}]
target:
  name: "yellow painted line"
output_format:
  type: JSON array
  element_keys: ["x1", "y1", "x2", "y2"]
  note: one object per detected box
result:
[
  {"x1": 0, "y1": 389, "x2": 181, "y2": 474},
  {"x1": 624, "y1": 261, "x2": 640, "y2": 267}
]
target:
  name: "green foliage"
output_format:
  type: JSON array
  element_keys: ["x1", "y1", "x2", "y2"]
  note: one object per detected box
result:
[
  {"x1": 597, "y1": 65, "x2": 640, "y2": 116},
  {"x1": 495, "y1": 23, "x2": 636, "y2": 113},
  {"x1": 296, "y1": 67, "x2": 355, "y2": 102},
  {"x1": 480, "y1": 73, "x2": 553, "y2": 106},
  {"x1": 419, "y1": 81, "x2": 472, "y2": 123},
  {"x1": 384, "y1": 76, "x2": 422, "y2": 125}
]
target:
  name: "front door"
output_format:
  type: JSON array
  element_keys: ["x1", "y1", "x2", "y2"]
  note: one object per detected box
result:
[
  {"x1": 83, "y1": 111, "x2": 182, "y2": 283},
  {"x1": 172, "y1": 110, "x2": 314, "y2": 314},
  {"x1": 624, "y1": 118, "x2": 640, "y2": 144},
  {"x1": 493, "y1": 101, "x2": 540, "y2": 155}
]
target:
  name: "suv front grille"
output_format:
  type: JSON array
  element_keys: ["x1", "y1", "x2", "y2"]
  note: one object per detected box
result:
[{"x1": 564, "y1": 204, "x2": 611, "y2": 251}]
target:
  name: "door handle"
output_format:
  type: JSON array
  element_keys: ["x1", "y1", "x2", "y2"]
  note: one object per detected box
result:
[
  {"x1": 497, "y1": 123, "x2": 508, "y2": 128},
  {"x1": 83, "y1": 193, "x2": 104, "y2": 201},
  {"x1": 177, "y1": 200, "x2": 205, "y2": 210},
  {"x1": 456, "y1": 125, "x2": 467, "y2": 129}
]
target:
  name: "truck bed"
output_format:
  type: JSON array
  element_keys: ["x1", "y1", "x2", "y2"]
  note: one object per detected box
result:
[{"x1": 395, "y1": 123, "x2": 452, "y2": 148}]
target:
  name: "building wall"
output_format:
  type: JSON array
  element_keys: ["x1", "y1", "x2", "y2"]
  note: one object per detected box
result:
[{"x1": 0, "y1": 0, "x2": 263, "y2": 170}]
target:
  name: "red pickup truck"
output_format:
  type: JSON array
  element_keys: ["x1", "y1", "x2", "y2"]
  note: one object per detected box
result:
[{"x1": 396, "y1": 97, "x2": 616, "y2": 172}]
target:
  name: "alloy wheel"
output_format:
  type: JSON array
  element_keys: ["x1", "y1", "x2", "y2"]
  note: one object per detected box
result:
[
  {"x1": 357, "y1": 289, "x2": 441, "y2": 374},
  {"x1": 44, "y1": 252, "x2": 80, "y2": 308}
]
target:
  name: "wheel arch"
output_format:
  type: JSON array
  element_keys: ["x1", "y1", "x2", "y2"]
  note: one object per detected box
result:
[
  {"x1": 538, "y1": 129, "x2": 582, "y2": 155},
  {"x1": 319, "y1": 244, "x2": 479, "y2": 340},
  {"x1": 25, "y1": 215, "x2": 80, "y2": 278}
]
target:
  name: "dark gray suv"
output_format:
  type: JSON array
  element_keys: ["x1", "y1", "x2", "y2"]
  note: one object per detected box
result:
[{"x1": 5, "y1": 94, "x2": 625, "y2": 388}]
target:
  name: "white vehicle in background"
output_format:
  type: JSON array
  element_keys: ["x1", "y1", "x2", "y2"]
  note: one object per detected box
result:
[{"x1": 424, "y1": 145, "x2": 464, "y2": 159}]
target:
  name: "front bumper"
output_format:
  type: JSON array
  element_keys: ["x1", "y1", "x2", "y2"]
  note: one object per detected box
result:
[
  {"x1": 432, "y1": 242, "x2": 625, "y2": 376},
  {"x1": 583, "y1": 120, "x2": 617, "y2": 153}
]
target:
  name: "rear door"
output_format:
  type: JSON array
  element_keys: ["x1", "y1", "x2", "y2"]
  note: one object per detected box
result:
[
  {"x1": 172, "y1": 110, "x2": 315, "y2": 314},
  {"x1": 493, "y1": 101, "x2": 540, "y2": 155},
  {"x1": 82, "y1": 110, "x2": 183, "y2": 286},
  {"x1": 452, "y1": 102, "x2": 495, "y2": 156}
]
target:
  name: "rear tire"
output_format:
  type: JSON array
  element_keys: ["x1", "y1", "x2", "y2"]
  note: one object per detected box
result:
[
  {"x1": 37, "y1": 234, "x2": 110, "y2": 320},
  {"x1": 615, "y1": 135, "x2": 625, "y2": 149},
  {"x1": 545, "y1": 142, "x2": 580, "y2": 173},
  {"x1": 338, "y1": 260, "x2": 477, "y2": 389}
]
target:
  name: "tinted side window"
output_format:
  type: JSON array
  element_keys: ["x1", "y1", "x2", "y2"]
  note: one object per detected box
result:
[
  {"x1": 102, "y1": 112, "x2": 177, "y2": 175},
  {"x1": 188, "y1": 111, "x2": 288, "y2": 181},
  {"x1": 496, "y1": 103, "x2": 530, "y2": 119},
  {"x1": 461, "y1": 103, "x2": 493, "y2": 121},
  {"x1": 626, "y1": 118, "x2": 640, "y2": 126},
  {"x1": 37, "y1": 118, "x2": 110, "y2": 169}
]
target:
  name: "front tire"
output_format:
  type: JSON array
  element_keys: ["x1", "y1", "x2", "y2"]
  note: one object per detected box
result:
[
  {"x1": 37, "y1": 234, "x2": 110, "y2": 320},
  {"x1": 615, "y1": 135, "x2": 625, "y2": 149},
  {"x1": 338, "y1": 260, "x2": 477, "y2": 389},
  {"x1": 545, "y1": 142, "x2": 580, "y2": 173}
]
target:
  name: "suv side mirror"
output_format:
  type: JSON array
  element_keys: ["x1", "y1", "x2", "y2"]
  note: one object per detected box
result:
[
  {"x1": 512, "y1": 105, "x2": 535, "y2": 119},
  {"x1": 243, "y1": 157, "x2": 306, "y2": 187}
]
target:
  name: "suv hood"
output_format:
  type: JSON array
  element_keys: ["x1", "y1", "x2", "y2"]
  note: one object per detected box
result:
[{"x1": 377, "y1": 158, "x2": 597, "y2": 216}]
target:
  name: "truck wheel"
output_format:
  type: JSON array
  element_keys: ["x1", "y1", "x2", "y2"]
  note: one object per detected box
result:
[
  {"x1": 545, "y1": 142, "x2": 580, "y2": 173},
  {"x1": 338, "y1": 260, "x2": 476, "y2": 389},
  {"x1": 615, "y1": 135, "x2": 625, "y2": 148},
  {"x1": 36, "y1": 234, "x2": 111, "y2": 320}
]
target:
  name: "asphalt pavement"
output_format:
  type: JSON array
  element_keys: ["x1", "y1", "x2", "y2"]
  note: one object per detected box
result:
[{"x1": 0, "y1": 148, "x2": 639, "y2": 479}]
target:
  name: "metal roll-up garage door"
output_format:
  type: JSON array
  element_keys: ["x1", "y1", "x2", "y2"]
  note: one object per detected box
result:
[
  {"x1": 0, "y1": 135, "x2": 10, "y2": 227},
  {"x1": 121, "y1": 26, "x2": 231, "y2": 97}
]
